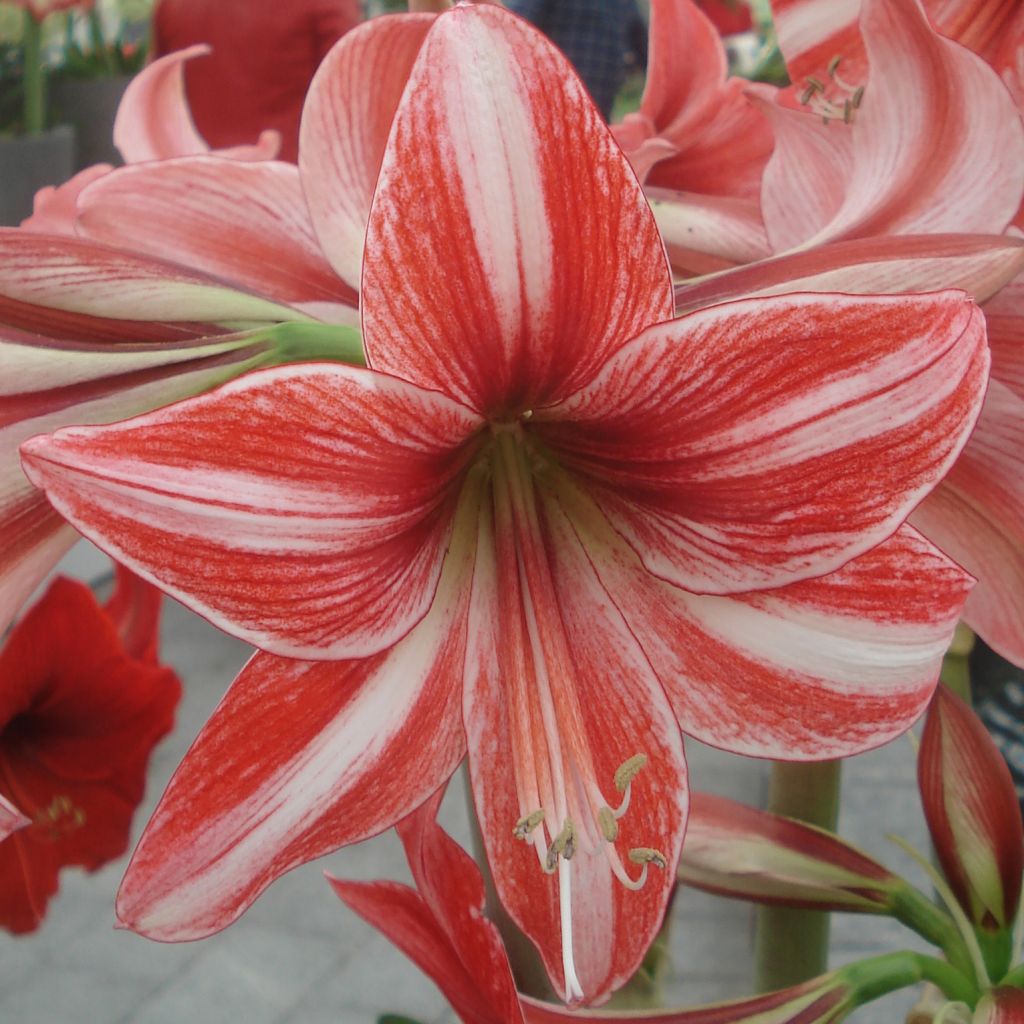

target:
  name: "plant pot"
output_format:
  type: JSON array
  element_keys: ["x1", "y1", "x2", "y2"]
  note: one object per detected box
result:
[
  {"x1": 0, "y1": 124, "x2": 76, "y2": 226},
  {"x1": 51, "y1": 74, "x2": 132, "y2": 170}
]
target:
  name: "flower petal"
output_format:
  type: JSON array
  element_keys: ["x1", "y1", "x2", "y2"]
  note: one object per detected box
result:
[
  {"x1": 464, "y1": 474, "x2": 687, "y2": 1004},
  {"x1": 299, "y1": 13, "x2": 435, "y2": 290},
  {"x1": 329, "y1": 878, "x2": 512, "y2": 1024},
  {"x1": 649, "y1": 190, "x2": 771, "y2": 276},
  {"x1": 765, "y1": 0, "x2": 1024, "y2": 249},
  {"x1": 0, "y1": 329, "x2": 278, "y2": 636},
  {"x1": 77, "y1": 158, "x2": 357, "y2": 308},
  {"x1": 984, "y1": 271, "x2": 1024, "y2": 401},
  {"x1": 564, "y1": 485, "x2": 971, "y2": 759},
  {"x1": 361, "y1": 4, "x2": 673, "y2": 413},
  {"x1": 0, "y1": 231, "x2": 303, "y2": 329},
  {"x1": 21, "y1": 165, "x2": 113, "y2": 237},
  {"x1": 675, "y1": 235, "x2": 1024, "y2": 315},
  {"x1": 116, "y1": 505, "x2": 479, "y2": 940},
  {"x1": 21, "y1": 364, "x2": 483, "y2": 659},
  {"x1": 113, "y1": 45, "x2": 280, "y2": 163},
  {"x1": 910, "y1": 380, "x2": 1024, "y2": 667},
  {"x1": 540, "y1": 291, "x2": 987, "y2": 595}
]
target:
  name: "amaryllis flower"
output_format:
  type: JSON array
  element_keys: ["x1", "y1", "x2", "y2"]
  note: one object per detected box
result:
[
  {"x1": 0, "y1": 568, "x2": 180, "y2": 934},
  {"x1": 23, "y1": 44, "x2": 281, "y2": 237},
  {"x1": 611, "y1": 0, "x2": 774, "y2": 200},
  {"x1": 333, "y1": 793, "x2": 863, "y2": 1024},
  {"x1": 919, "y1": 684, "x2": 1024, "y2": 934},
  {"x1": 33, "y1": 13, "x2": 439, "y2": 326},
  {"x1": 20, "y1": 4, "x2": 988, "y2": 1004}
]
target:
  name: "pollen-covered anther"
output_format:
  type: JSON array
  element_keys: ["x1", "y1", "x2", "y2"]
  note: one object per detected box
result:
[
  {"x1": 612, "y1": 752, "x2": 647, "y2": 819},
  {"x1": 513, "y1": 809, "x2": 545, "y2": 841},
  {"x1": 628, "y1": 847, "x2": 668, "y2": 870},
  {"x1": 799, "y1": 56, "x2": 866, "y2": 124},
  {"x1": 598, "y1": 806, "x2": 619, "y2": 842},
  {"x1": 545, "y1": 819, "x2": 576, "y2": 871}
]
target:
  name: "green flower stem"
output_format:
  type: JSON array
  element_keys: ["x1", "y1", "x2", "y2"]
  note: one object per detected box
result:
[
  {"x1": 843, "y1": 951, "x2": 977, "y2": 1008},
  {"x1": 261, "y1": 321, "x2": 366, "y2": 366},
  {"x1": 889, "y1": 884, "x2": 977, "y2": 981},
  {"x1": 940, "y1": 623, "x2": 975, "y2": 703},
  {"x1": 754, "y1": 760, "x2": 841, "y2": 992},
  {"x1": 22, "y1": 11, "x2": 45, "y2": 136}
]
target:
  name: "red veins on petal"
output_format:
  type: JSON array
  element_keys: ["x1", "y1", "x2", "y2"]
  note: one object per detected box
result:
[
  {"x1": 919, "y1": 684, "x2": 1024, "y2": 930},
  {"x1": 0, "y1": 575, "x2": 180, "y2": 934}
]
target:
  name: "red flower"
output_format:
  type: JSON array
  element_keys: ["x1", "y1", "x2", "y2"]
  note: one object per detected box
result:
[{"x1": 0, "y1": 568, "x2": 180, "y2": 933}]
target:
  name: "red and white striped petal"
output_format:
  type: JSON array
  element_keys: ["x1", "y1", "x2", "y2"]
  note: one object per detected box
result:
[
  {"x1": 765, "y1": 0, "x2": 1024, "y2": 249},
  {"x1": 649, "y1": 191, "x2": 771, "y2": 275},
  {"x1": 360, "y1": 5, "x2": 673, "y2": 414},
  {"x1": 564, "y1": 487, "x2": 971, "y2": 759},
  {"x1": 299, "y1": 13, "x2": 435, "y2": 291},
  {"x1": 675, "y1": 235, "x2": 1024, "y2": 315},
  {"x1": 113, "y1": 45, "x2": 280, "y2": 164},
  {"x1": 464, "y1": 471, "x2": 686, "y2": 1004},
  {"x1": 974, "y1": 987, "x2": 1024, "y2": 1024},
  {"x1": 0, "y1": 232, "x2": 301, "y2": 329},
  {"x1": 910, "y1": 380, "x2": 1024, "y2": 667},
  {"x1": 984, "y1": 272, "x2": 1024, "y2": 401},
  {"x1": 116, "y1": 505, "x2": 477, "y2": 940},
  {"x1": 0, "y1": 330, "x2": 277, "y2": 636},
  {"x1": 329, "y1": 877, "x2": 516, "y2": 1024},
  {"x1": 21, "y1": 364, "x2": 483, "y2": 659},
  {"x1": 539, "y1": 291, "x2": 987, "y2": 596},
  {"x1": 77, "y1": 158, "x2": 357, "y2": 309},
  {"x1": 0, "y1": 795, "x2": 29, "y2": 842}
]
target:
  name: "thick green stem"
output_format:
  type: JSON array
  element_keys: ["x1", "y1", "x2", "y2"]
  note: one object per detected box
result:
[
  {"x1": 754, "y1": 760, "x2": 842, "y2": 991},
  {"x1": 843, "y1": 951, "x2": 977, "y2": 1008},
  {"x1": 888, "y1": 884, "x2": 977, "y2": 982},
  {"x1": 22, "y1": 11, "x2": 45, "y2": 136},
  {"x1": 940, "y1": 624, "x2": 974, "y2": 703}
]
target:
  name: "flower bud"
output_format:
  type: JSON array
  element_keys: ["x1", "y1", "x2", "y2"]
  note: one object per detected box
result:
[
  {"x1": 919, "y1": 685, "x2": 1024, "y2": 931},
  {"x1": 973, "y1": 987, "x2": 1024, "y2": 1023}
]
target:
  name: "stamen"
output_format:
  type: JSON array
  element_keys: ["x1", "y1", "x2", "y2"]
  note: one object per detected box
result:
[
  {"x1": 851, "y1": 86, "x2": 865, "y2": 109},
  {"x1": 513, "y1": 809, "x2": 545, "y2": 840},
  {"x1": 827, "y1": 55, "x2": 841, "y2": 77},
  {"x1": 546, "y1": 819, "x2": 576, "y2": 870},
  {"x1": 614, "y1": 754, "x2": 647, "y2": 792},
  {"x1": 806, "y1": 75, "x2": 825, "y2": 92},
  {"x1": 843, "y1": 99, "x2": 853, "y2": 124},
  {"x1": 598, "y1": 806, "x2": 619, "y2": 842},
  {"x1": 629, "y1": 847, "x2": 668, "y2": 870}
]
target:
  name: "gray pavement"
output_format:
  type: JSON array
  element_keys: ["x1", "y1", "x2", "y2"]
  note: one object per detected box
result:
[{"x1": 0, "y1": 547, "x2": 937, "y2": 1023}]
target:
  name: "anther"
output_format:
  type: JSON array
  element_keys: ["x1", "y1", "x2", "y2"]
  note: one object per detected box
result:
[
  {"x1": 851, "y1": 86, "x2": 865, "y2": 109},
  {"x1": 614, "y1": 754, "x2": 647, "y2": 793},
  {"x1": 628, "y1": 847, "x2": 668, "y2": 870},
  {"x1": 546, "y1": 819, "x2": 576, "y2": 870},
  {"x1": 843, "y1": 99, "x2": 853, "y2": 124},
  {"x1": 513, "y1": 809, "x2": 545, "y2": 840},
  {"x1": 806, "y1": 75, "x2": 825, "y2": 92},
  {"x1": 827, "y1": 55, "x2": 841, "y2": 77},
  {"x1": 598, "y1": 806, "x2": 619, "y2": 842}
]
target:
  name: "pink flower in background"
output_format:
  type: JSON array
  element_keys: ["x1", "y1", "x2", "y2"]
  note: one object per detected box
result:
[
  {"x1": 14, "y1": 0, "x2": 91, "y2": 21},
  {"x1": 19, "y1": 4, "x2": 990, "y2": 1004}
]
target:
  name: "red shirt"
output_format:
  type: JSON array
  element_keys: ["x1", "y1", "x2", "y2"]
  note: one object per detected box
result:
[{"x1": 152, "y1": 0, "x2": 361, "y2": 162}]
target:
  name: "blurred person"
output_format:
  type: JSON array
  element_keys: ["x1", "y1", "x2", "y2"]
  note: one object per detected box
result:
[
  {"x1": 504, "y1": 0, "x2": 646, "y2": 120},
  {"x1": 151, "y1": 0, "x2": 362, "y2": 161}
]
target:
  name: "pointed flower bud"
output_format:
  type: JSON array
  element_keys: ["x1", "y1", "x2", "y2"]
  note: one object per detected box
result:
[
  {"x1": 678, "y1": 792, "x2": 900, "y2": 912},
  {"x1": 919, "y1": 685, "x2": 1024, "y2": 931},
  {"x1": 973, "y1": 987, "x2": 1024, "y2": 1023}
]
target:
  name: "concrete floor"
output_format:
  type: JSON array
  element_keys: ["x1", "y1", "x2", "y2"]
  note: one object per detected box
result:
[{"x1": 0, "y1": 545, "x2": 938, "y2": 1023}]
